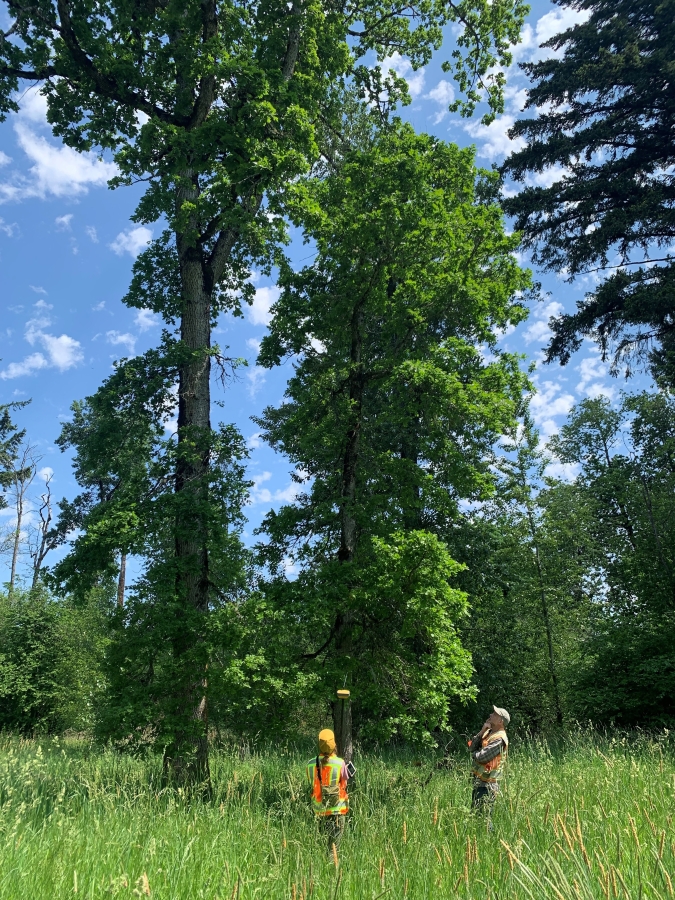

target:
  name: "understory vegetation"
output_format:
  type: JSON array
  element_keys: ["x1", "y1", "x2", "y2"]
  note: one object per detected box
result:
[{"x1": 0, "y1": 733, "x2": 672, "y2": 899}]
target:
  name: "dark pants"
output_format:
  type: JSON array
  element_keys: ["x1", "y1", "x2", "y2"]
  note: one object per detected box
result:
[
  {"x1": 471, "y1": 780, "x2": 498, "y2": 828},
  {"x1": 318, "y1": 814, "x2": 346, "y2": 854}
]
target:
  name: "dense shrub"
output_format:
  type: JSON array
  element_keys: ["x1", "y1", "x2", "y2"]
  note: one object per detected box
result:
[{"x1": 0, "y1": 587, "x2": 108, "y2": 733}]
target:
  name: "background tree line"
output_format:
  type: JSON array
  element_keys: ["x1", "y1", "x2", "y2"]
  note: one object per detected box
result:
[{"x1": 1, "y1": 0, "x2": 673, "y2": 776}]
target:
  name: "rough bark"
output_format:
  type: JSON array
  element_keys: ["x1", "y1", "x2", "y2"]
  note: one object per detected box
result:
[
  {"x1": 161, "y1": 169, "x2": 212, "y2": 786},
  {"x1": 333, "y1": 694, "x2": 353, "y2": 764},
  {"x1": 116, "y1": 552, "x2": 126, "y2": 608},
  {"x1": 159, "y1": 2, "x2": 302, "y2": 784},
  {"x1": 338, "y1": 299, "x2": 365, "y2": 563}
]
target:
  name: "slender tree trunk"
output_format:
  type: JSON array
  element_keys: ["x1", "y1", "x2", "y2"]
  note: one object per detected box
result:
[
  {"x1": 117, "y1": 552, "x2": 127, "y2": 608},
  {"x1": 9, "y1": 477, "x2": 24, "y2": 594},
  {"x1": 31, "y1": 480, "x2": 53, "y2": 591},
  {"x1": 162, "y1": 171, "x2": 212, "y2": 787},
  {"x1": 338, "y1": 299, "x2": 365, "y2": 563},
  {"x1": 526, "y1": 503, "x2": 563, "y2": 726}
]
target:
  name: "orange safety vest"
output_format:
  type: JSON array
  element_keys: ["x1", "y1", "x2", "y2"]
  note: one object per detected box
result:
[
  {"x1": 306, "y1": 753, "x2": 349, "y2": 816},
  {"x1": 471, "y1": 729, "x2": 509, "y2": 784}
]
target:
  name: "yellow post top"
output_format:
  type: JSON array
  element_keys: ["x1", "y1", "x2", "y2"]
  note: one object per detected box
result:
[{"x1": 337, "y1": 689, "x2": 350, "y2": 699}]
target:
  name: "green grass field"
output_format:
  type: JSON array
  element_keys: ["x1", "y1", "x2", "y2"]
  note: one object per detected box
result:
[{"x1": 0, "y1": 732, "x2": 673, "y2": 899}]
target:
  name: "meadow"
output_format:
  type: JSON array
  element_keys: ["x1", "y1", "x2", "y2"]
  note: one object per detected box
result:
[{"x1": 0, "y1": 731, "x2": 672, "y2": 899}]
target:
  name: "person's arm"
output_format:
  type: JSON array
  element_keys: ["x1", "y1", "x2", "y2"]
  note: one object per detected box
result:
[
  {"x1": 469, "y1": 723, "x2": 490, "y2": 749},
  {"x1": 472, "y1": 738, "x2": 504, "y2": 764}
]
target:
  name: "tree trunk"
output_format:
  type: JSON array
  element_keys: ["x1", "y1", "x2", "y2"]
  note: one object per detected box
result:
[
  {"x1": 9, "y1": 476, "x2": 24, "y2": 594},
  {"x1": 338, "y1": 299, "x2": 365, "y2": 563},
  {"x1": 117, "y1": 552, "x2": 127, "y2": 608},
  {"x1": 333, "y1": 690, "x2": 353, "y2": 764},
  {"x1": 31, "y1": 480, "x2": 53, "y2": 591},
  {"x1": 162, "y1": 172, "x2": 212, "y2": 787}
]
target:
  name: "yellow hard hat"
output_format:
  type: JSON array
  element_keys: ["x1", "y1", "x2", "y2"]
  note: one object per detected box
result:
[{"x1": 318, "y1": 728, "x2": 336, "y2": 755}]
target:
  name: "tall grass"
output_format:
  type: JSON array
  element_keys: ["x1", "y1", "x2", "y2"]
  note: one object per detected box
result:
[{"x1": 0, "y1": 731, "x2": 672, "y2": 898}]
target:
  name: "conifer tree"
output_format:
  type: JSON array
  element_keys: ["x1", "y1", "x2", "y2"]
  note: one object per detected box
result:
[{"x1": 502, "y1": 0, "x2": 675, "y2": 386}]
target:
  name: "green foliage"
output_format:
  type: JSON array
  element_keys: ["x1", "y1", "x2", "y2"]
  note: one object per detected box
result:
[
  {"x1": 0, "y1": 587, "x2": 108, "y2": 734},
  {"x1": 52, "y1": 348, "x2": 251, "y2": 750},
  {"x1": 0, "y1": 400, "x2": 29, "y2": 515},
  {"x1": 239, "y1": 125, "x2": 531, "y2": 744},
  {"x1": 0, "y1": 0, "x2": 527, "y2": 776},
  {"x1": 549, "y1": 392, "x2": 675, "y2": 726},
  {"x1": 0, "y1": 733, "x2": 672, "y2": 898},
  {"x1": 502, "y1": 0, "x2": 675, "y2": 385}
]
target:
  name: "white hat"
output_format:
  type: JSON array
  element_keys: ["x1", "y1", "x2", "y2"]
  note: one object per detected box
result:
[{"x1": 493, "y1": 705, "x2": 511, "y2": 724}]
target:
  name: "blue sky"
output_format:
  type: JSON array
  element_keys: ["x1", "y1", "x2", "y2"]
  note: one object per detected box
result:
[{"x1": 0, "y1": 0, "x2": 636, "y2": 583}]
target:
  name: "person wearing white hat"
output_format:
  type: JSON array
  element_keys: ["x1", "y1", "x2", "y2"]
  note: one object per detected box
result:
[{"x1": 468, "y1": 706, "x2": 510, "y2": 822}]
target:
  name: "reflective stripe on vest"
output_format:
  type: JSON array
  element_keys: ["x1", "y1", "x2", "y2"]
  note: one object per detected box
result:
[
  {"x1": 306, "y1": 754, "x2": 348, "y2": 816},
  {"x1": 471, "y1": 729, "x2": 509, "y2": 784}
]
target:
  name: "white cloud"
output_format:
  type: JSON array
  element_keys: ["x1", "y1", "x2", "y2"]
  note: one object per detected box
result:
[
  {"x1": 85, "y1": 225, "x2": 98, "y2": 243},
  {"x1": 427, "y1": 79, "x2": 455, "y2": 105},
  {"x1": 381, "y1": 52, "x2": 426, "y2": 100},
  {"x1": 282, "y1": 556, "x2": 298, "y2": 577},
  {"x1": 1, "y1": 303, "x2": 84, "y2": 378},
  {"x1": 0, "y1": 123, "x2": 117, "y2": 203},
  {"x1": 246, "y1": 337, "x2": 262, "y2": 355},
  {"x1": 504, "y1": 84, "x2": 528, "y2": 115},
  {"x1": 38, "y1": 333, "x2": 84, "y2": 370},
  {"x1": 249, "y1": 471, "x2": 301, "y2": 505},
  {"x1": 0, "y1": 217, "x2": 18, "y2": 236},
  {"x1": 17, "y1": 89, "x2": 48, "y2": 123},
  {"x1": 530, "y1": 379, "x2": 575, "y2": 437},
  {"x1": 34, "y1": 298, "x2": 52, "y2": 310},
  {"x1": 37, "y1": 466, "x2": 54, "y2": 482},
  {"x1": 0, "y1": 151, "x2": 11, "y2": 167},
  {"x1": 464, "y1": 114, "x2": 526, "y2": 162},
  {"x1": 576, "y1": 353, "x2": 616, "y2": 399},
  {"x1": 0, "y1": 352, "x2": 48, "y2": 380},
  {"x1": 511, "y1": 7, "x2": 590, "y2": 64},
  {"x1": 247, "y1": 432, "x2": 263, "y2": 450},
  {"x1": 535, "y1": 7, "x2": 590, "y2": 47},
  {"x1": 134, "y1": 308, "x2": 159, "y2": 331},
  {"x1": 29, "y1": 285, "x2": 47, "y2": 295},
  {"x1": 522, "y1": 300, "x2": 564, "y2": 345},
  {"x1": 525, "y1": 164, "x2": 569, "y2": 190},
  {"x1": 109, "y1": 226, "x2": 152, "y2": 258},
  {"x1": 248, "y1": 286, "x2": 279, "y2": 327},
  {"x1": 106, "y1": 330, "x2": 136, "y2": 355},
  {"x1": 274, "y1": 481, "x2": 301, "y2": 503},
  {"x1": 250, "y1": 471, "x2": 273, "y2": 504},
  {"x1": 546, "y1": 459, "x2": 580, "y2": 482},
  {"x1": 55, "y1": 213, "x2": 73, "y2": 231},
  {"x1": 426, "y1": 79, "x2": 455, "y2": 123},
  {"x1": 247, "y1": 365, "x2": 267, "y2": 398},
  {"x1": 92, "y1": 301, "x2": 105, "y2": 311}
]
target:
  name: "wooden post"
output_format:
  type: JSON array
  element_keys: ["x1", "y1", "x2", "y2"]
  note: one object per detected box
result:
[{"x1": 335, "y1": 689, "x2": 352, "y2": 764}]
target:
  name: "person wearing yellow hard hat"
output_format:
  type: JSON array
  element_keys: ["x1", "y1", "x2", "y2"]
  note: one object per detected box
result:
[
  {"x1": 467, "y1": 706, "x2": 510, "y2": 827},
  {"x1": 306, "y1": 728, "x2": 350, "y2": 854}
]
